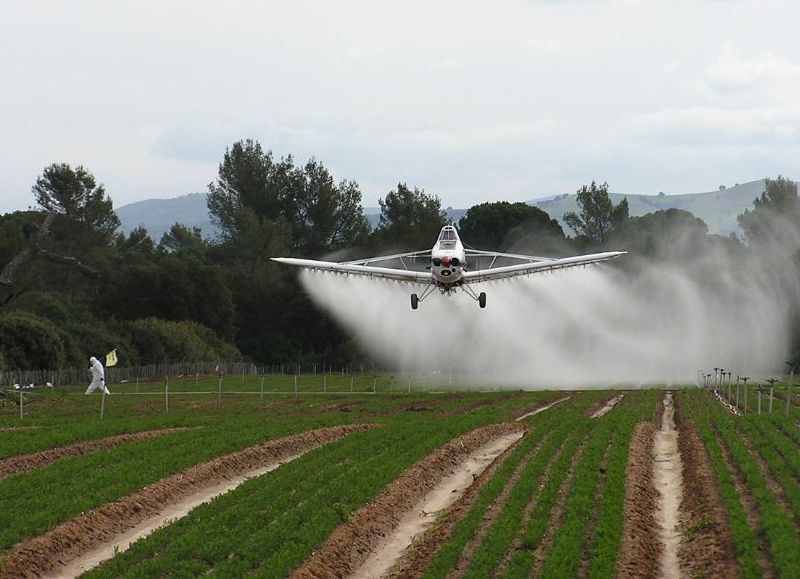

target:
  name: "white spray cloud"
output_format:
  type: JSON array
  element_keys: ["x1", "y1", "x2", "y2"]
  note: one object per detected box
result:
[{"x1": 300, "y1": 250, "x2": 792, "y2": 389}]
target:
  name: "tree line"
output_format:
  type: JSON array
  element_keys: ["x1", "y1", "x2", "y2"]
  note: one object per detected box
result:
[{"x1": 1, "y1": 138, "x2": 798, "y2": 372}]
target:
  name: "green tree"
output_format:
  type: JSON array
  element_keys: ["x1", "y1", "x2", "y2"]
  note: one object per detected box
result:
[
  {"x1": 737, "y1": 176, "x2": 800, "y2": 250},
  {"x1": 207, "y1": 140, "x2": 369, "y2": 257},
  {"x1": 563, "y1": 181, "x2": 628, "y2": 245},
  {"x1": 375, "y1": 183, "x2": 446, "y2": 249},
  {"x1": 458, "y1": 201, "x2": 564, "y2": 250},
  {"x1": 285, "y1": 159, "x2": 370, "y2": 256},
  {"x1": 33, "y1": 163, "x2": 120, "y2": 240},
  {"x1": 207, "y1": 139, "x2": 279, "y2": 242},
  {"x1": 159, "y1": 223, "x2": 207, "y2": 263}
]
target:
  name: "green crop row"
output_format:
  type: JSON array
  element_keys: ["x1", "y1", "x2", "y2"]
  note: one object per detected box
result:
[
  {"x1": 678, "y1": 390, "x2": 762, "y2": 579},
  {"x1": 739, "y1": 419, "x2": 800, "y2": 525},
  {"x1": 586, "y1": 391, "x2": 659, "y2": 578},
  {"x1": 85, "y1": 406, "x2": 534, "y2": 578},
  {"x1": 463, "y1": 424, "x2": 583, "y2": 579},
  {"x1": 711, "y1": 411, "x2": 800, "y2": 576},
  {"x1": 420, "y1": 422, "x2": 551, "y2": 578},
  {"x1": 499, "y1": 421, "x2": 590, "y2": 578},
  {"x1": 421, "y1": 393, "x2": 605, "y2": 578},
  {"x1": 537, "y1": 414, "x2": 617, "y2": 577}
]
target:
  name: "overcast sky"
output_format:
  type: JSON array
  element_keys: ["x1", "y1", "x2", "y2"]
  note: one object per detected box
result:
[{"x1": 2, "y1": 0, "x2": 799, "y2": 214}]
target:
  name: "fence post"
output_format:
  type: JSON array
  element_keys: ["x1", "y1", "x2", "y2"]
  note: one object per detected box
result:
[
  {"x1": 100, "y1": 389, "x2": 106, "y2": 420},
  {"x1": 165, "y1": 376, "x2": 170, "y2": 413},
  {"x1": 350, "y1": 376, "x2": 354, "y2": 393},
  {"x1": 294, "y1": 374, "x2": 298, "y2": 398},
  {"x1": 19, "y1": 388, "x2": 24, "y2": 420},
  {"x1": 218, "y1": 374, "x2": 223, "y2": 405},
  {"x1": 260, "y1": 374, "x2": 265, "y2": 401}
]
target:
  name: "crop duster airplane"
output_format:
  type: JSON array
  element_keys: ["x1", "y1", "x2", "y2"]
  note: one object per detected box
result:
[{"x1": 272, "y1": 225, "x2": 625, "y2": 309}]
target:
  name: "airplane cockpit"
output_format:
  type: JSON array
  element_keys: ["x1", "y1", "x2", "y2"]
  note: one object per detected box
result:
[{"x1": 437, "y1": 226, "x2": 459, "y2": 249}]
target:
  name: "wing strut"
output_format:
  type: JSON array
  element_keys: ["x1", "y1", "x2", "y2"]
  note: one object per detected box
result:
[{"x1": 410, "y1": 282, "x2": 437, "y2": 310}]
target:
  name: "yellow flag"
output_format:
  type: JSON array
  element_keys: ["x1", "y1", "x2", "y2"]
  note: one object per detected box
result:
[{"x1": 105, "y1": 349, "x2": 118, "y2": 367}]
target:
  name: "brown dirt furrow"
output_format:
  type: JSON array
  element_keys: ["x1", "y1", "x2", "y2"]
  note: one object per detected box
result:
[
  {"x1": 0, "y1": 424, "x2": 374, "y2": 579},
  {"x1": 676, "y1": 422, "x2": 737, "y2": 578},
  {"x1": 387, "y1": 431, "x2": 540, "y2": 578},
  {"x1": 617, "y1": 421, "x2": 659, "y2": 578},
  {"x1": 0, "y1": 427, "x2": 196, "y2": 481},
  {"x1": 0, "y1": 426, "x2": 42, "y2": 432},
  {"x1": 440, "y1": 393, "x2": 516, "y2": 418},
  {"x1": 576, "y1": 431, "x2": 617, "y2": 578},
  {"x1": 529, "y1": 435, "x2": 589, "y2": 578},
  {"x1": 714, "y1": 424, "x2": 774, "y2": 578},
  {"x1": 290, "y1": 422, "x2": 527, "y2": 579}
]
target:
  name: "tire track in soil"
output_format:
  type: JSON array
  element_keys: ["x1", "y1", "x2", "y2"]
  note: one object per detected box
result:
[
  {"x1": 0, "y1": 424, "x2": 374, "y2": 579},
  {"x1": 617, "y1": 421, "x2": 659, "y2": 578},
  {"x1": 676, "y1": 419, "x2": 737, "y2": 578},
  {"x1": 513, "y1": 395, "x2": 571, "y2": 421},
  {"x1": 576, "y1": 431, "x2": 617, "y2": 578},
  {"x1": 0, "y1": 427, "x2": 196, "y2": 481},
  {"x1": 586, "y1": 393, "x2": 624, "y2": 419},
  {"x1": 290, "y1": 423, "x2": 526, "y2": 579},
  {"x1": 387, "y1": 431, "x2": 549, "y2": 578},
  {"x1": 528, "y1": 436, "x2": 590, "y2": 578},
  {"x1": 653, "y1": 392, "x2": 684, "y2": 579},
  {"x1": 449, "y1": 432, "x2": 555, "y2": 579},
  {"x1": 714, "y1": 423, "x2": 775, "y2": 578},
  {"x1": 493, "y1": 431, "x2": 576, "y2": 577}
]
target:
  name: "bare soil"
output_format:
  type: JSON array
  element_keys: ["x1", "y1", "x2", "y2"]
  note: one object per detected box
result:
[
  {"x1": 589, "y1": 394, "x2": 624, "y2": 419},
  {"x1": 0, "y1": 424, "x2": 373, "y2": 579},
  {"x1": 0, "y1": 427, "x2": 194, "y2": 481},
  {"x1": 353, "y1": 432, "x2": 524, "y2": 578},
  {"x1": 617, "y1": 421, "x2": 659, "y2": 578},
  {"x1": 513, "y1": 395, "x2": 571, "y2": 421},
  {"x1": 290, "y1": 422, "x2": 526, "y2": 579},
  {"x1": 388, "y1": 432, "x2": 541, "y2": 577},
  {"x1": 676, "y1": 421, "x2": 737, "y2": 578},
  {"x1": 653, "y1": 392, "x2": 683, "y2": 579}
]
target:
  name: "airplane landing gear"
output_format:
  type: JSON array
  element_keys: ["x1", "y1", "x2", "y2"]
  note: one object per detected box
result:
[
  {"x1": 479, "y1": 292, "x2": 486, "y2": 308},
  {"x1": 410, "y1": 283, "x2": 437, "y2": 310}
]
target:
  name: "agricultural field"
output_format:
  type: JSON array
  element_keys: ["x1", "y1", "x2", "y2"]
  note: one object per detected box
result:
[{"x1": 1, "y1": 377, "x2": 799, "y2": 577}]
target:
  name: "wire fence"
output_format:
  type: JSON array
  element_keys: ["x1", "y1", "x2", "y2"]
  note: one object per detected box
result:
[{"x1": 0, "y1": 360, "x2": 404, "y2": 391}]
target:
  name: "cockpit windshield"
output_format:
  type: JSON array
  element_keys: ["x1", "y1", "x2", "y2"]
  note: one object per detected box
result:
[{"x1": 438, "y1": 228, "x2": 457, "y2": 242}]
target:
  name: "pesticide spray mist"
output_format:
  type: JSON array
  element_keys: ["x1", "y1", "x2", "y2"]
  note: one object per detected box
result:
[{"x1": 300, "y1": 235, "x2": 797, "y2": 389}]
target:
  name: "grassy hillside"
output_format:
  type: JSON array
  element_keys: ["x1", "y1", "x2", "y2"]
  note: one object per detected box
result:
[
  {"x1": 533, "y1": 180, "x2": 767, "y2": 236},
  {"x1": 116, "y1": 181, "x2": 769, "y2": 240}
]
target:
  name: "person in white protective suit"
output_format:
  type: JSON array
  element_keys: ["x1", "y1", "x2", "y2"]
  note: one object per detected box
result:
[{"x1": 85, "y1": 356, "x2": 110, "y2": 395}]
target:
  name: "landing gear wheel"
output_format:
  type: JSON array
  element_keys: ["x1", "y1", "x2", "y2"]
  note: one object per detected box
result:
[
  {"x1": 478, "y1": 292, "x2": 486, "y2": 308},
  {"x1": 411, "y1": 293, "x2": 419, "y2": 310}
]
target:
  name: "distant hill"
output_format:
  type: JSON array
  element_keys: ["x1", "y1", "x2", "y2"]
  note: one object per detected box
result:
[
  {"x1": 116, "y1": 193, "x2": 217, "y2": 241},
  {"x1": 532, "y1": 180, "x2": 767, "y2": 236},
  {"x1": 116, "y1": 180, "x2": 769, "y2": 241}
]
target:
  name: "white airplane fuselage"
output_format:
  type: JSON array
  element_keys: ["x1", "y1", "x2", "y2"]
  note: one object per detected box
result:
[{"x1": 431, "y1": 226, "x2": 466, "y2": 285}]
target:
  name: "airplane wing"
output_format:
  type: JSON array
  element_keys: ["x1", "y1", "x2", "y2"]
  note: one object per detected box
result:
[
  {"x1": 271, "y1": 257, "x2": 433, "y2": 284},
  {"x1": 462, "y1": 251, "x2": 626, "y2": 283}
]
